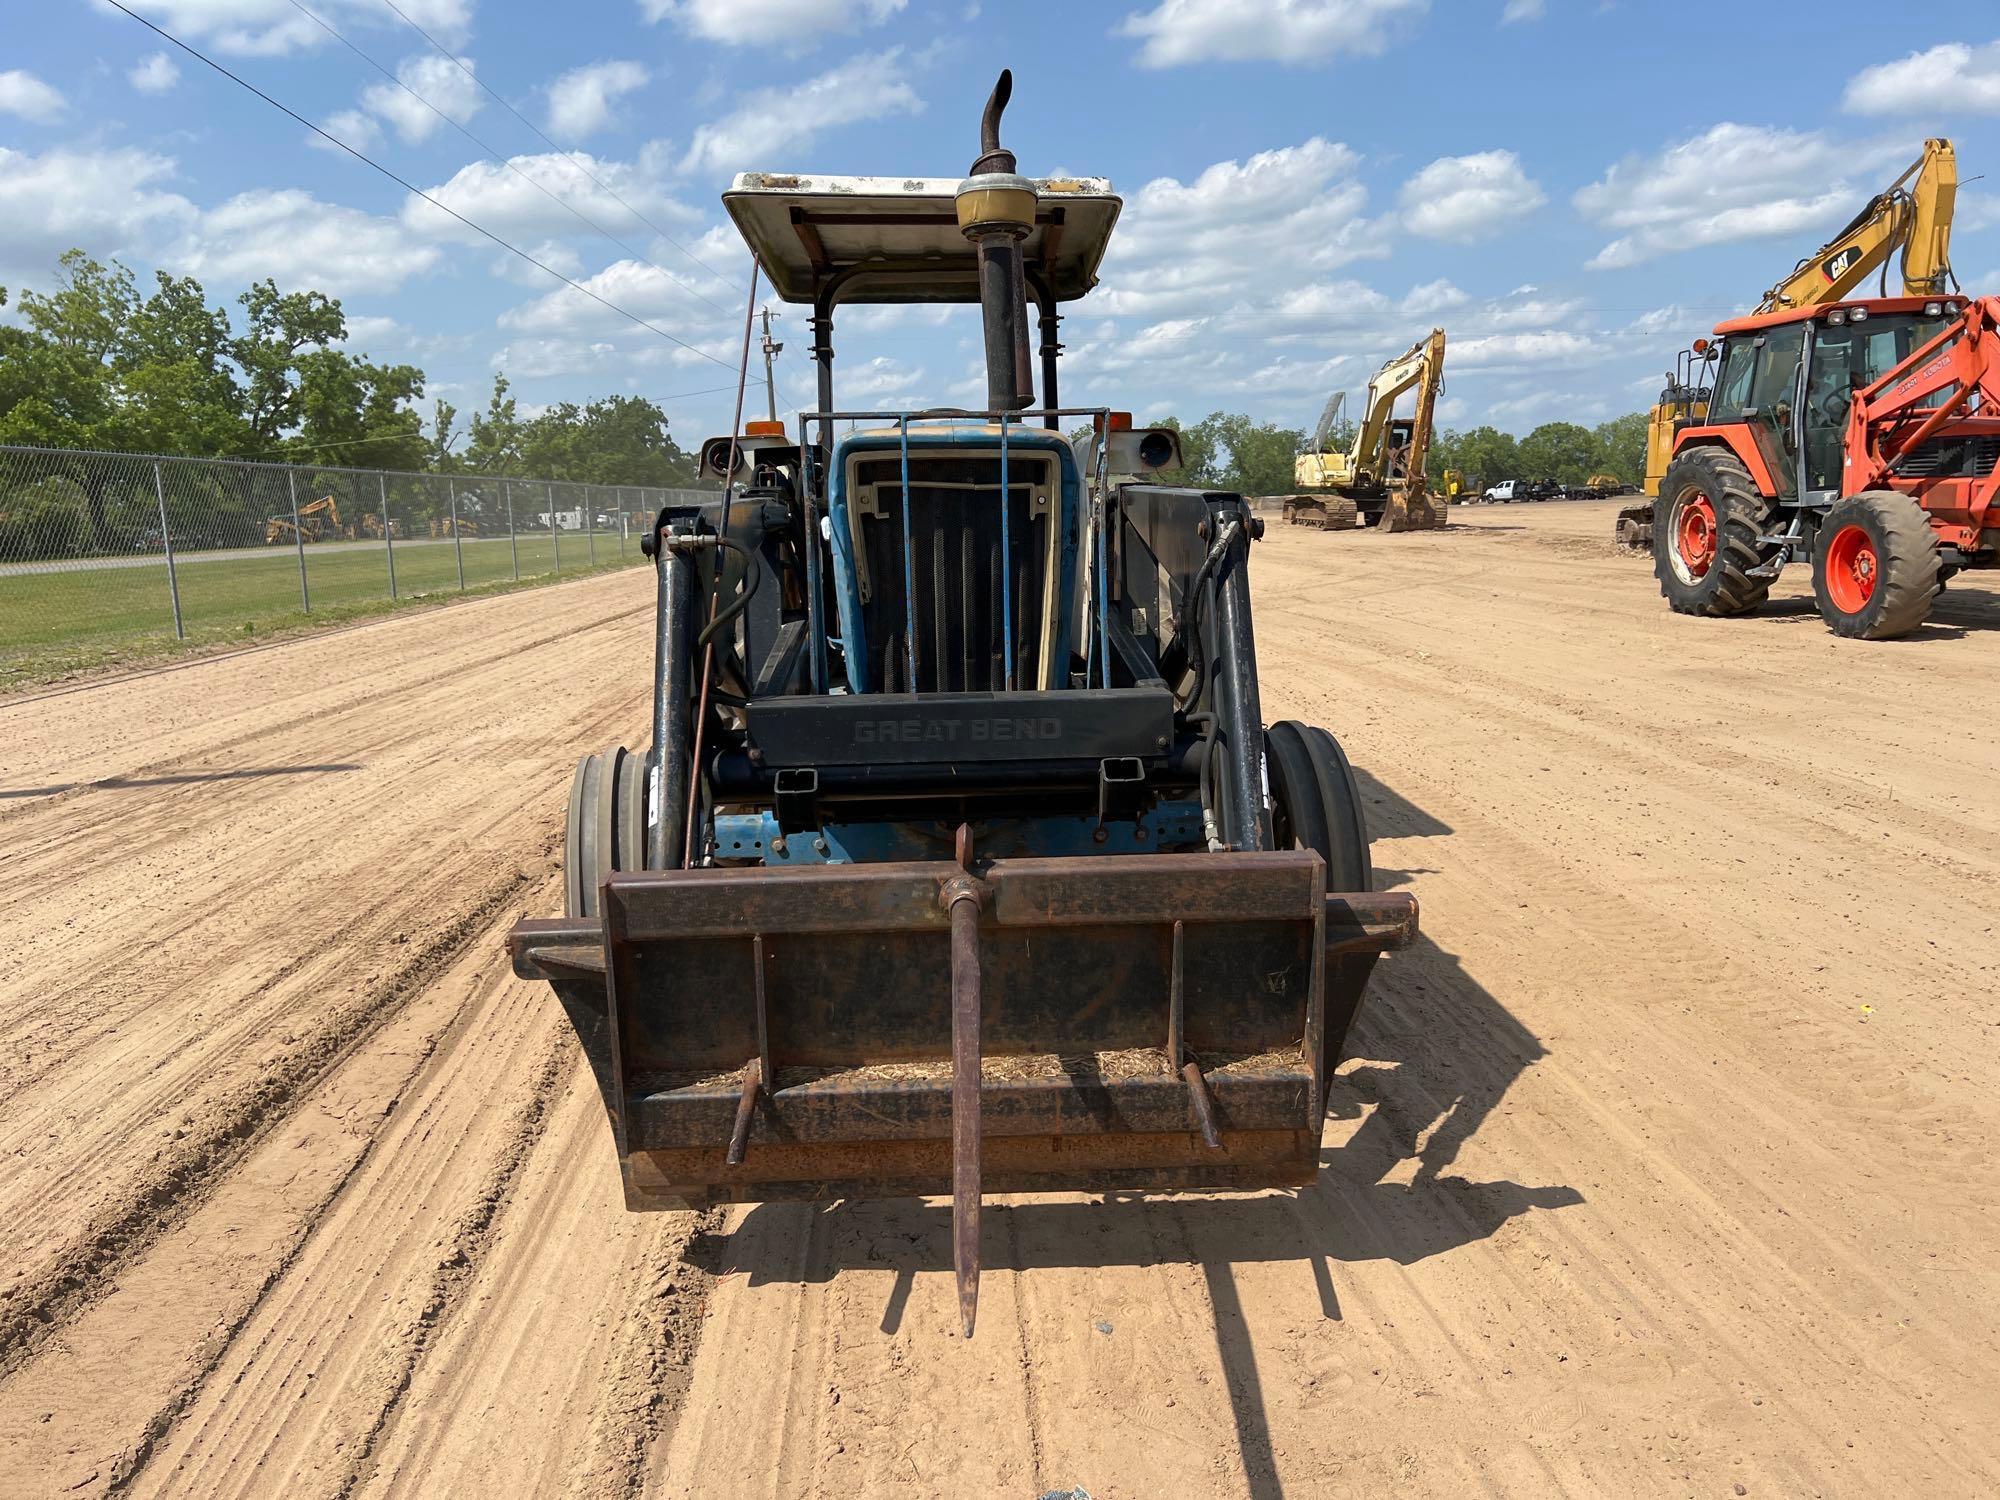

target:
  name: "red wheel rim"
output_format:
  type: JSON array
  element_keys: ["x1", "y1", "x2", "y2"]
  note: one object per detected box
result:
[
  {"x1": 1675, "y1": 493, "x2": 1718, "y2": 579},
  {"x1": 1824, "y1": 523, "x2": 1878, "y2": 614}
]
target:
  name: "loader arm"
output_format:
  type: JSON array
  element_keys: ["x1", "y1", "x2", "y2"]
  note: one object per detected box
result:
[{"x1": 1756, "y1": 138, "x2": 1957, "y2": 313}]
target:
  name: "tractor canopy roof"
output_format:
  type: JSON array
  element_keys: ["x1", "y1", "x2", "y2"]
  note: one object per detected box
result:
[
  {"x1": 723, "y1": 173, "x2": 1121, "y2": 306},
  {"x1": 1713, "y1": 294, "x2": 1969, "y2": 337}
]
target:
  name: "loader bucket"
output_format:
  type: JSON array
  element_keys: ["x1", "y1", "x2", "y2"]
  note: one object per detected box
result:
[{"x1": 511, "y1": 849, "x2": 1415, "y2": 1214}]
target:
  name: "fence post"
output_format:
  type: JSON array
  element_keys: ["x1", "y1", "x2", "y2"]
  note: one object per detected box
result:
[
  {"x1": 288, "y1": 469, "x2": 311, "y2": 612},
  {"x1": 379, "y1": 472, "x2": 398, "y2": 600},
  {"x1": 448, "y1": 476, "x2": 466, "y2": 591},
  {"x1": 505, "y1": 479, "x2": 520, "y2": 580},
  {"x1": 586, "y1": 485, "x2": 597, "y2": 565},
  {"x1": 153, "y1": 461, "x2": 185, "y2": 640},
  {"x1": 549, "y1": 483, "x2": 561, "y2": 573}
]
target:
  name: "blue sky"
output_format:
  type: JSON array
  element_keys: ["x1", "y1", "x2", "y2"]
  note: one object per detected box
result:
[{"x1": 7, "y1": 0, "x2": 2000, "y2": 449}]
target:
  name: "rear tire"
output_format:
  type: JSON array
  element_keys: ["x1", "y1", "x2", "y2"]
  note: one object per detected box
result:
[
  {"x1": 1810, "y1": 491, "x2": 1940, "y2": 639},
  {"x1": 1266, "y1": 722, "x2": 1377, "y2": 1097},
  {"x1": 1653, "y1": 447, "x2": 1777, "y2": 616}
]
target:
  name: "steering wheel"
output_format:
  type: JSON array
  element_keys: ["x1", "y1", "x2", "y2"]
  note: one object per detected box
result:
[{"x1": 1818, "y1": 387, "x2": 1854, "y2": 427}]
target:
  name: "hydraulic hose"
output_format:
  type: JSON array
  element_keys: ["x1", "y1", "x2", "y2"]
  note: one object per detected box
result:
[{"x1": 693, "y1": 535, "x2": 762, "y2": 651}]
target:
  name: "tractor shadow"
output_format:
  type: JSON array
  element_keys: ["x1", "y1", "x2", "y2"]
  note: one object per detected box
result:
[
  {"x1": 706, "y1": 775, "x2": 1577, "y2": 1499},
  {"x1": 1728, "y1": 572, "x2": 2000, "y2": 641}
]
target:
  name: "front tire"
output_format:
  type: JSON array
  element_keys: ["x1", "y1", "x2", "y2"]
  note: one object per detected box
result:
[
  {"x1": 1811, "y1": 491, "x2": 1939, "y2": 639},
  {"x1": 1265, "y1": 722, "x2": 1377, "y2": 1098},
  {"x1": 1653, "y1": 447, "x2": 1777, "y2": 616},
  {"x1": 563, "y1": 745, "x2": 649, "y2": 917}
]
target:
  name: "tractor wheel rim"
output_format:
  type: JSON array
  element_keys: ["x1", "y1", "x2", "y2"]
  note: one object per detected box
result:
[
  {"x1": 1825, "y1": 523, "x2": 1878, "y2": 613},
  {"x1": 1675, "y1": 493, "x2": 1718, "y2": 579}
]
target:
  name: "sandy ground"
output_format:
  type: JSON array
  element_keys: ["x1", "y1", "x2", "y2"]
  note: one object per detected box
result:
[{"x1": 1, "y1": 499, "x2": 1996, "y2": 1499}]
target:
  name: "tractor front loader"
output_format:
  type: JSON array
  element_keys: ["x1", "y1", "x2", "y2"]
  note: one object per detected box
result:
[{"x1": 507, "y1": 73, "x2": 1417, "y2": 1336}]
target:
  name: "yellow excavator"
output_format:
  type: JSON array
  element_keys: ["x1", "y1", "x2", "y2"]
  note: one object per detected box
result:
[
  {"x1": 265, "y1": 494, "x2": 343, "y2": 544},
  {"x1": 1619, "y1": 138, "x2": 1957, "y2": 547},
  {"x1": 1286, "y1": 326, "x2": 1449, "y2": 532}
]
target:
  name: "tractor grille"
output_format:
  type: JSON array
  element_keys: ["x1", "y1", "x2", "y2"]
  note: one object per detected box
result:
[
  {"x1": 1896, "y1": 433, "x2": 2000, "y2": 479},
  {"x1": 855, "y1": 457, "x2": 1049, "y2": 693}
]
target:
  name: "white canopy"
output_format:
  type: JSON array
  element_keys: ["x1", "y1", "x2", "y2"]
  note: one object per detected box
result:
[{"x1": 722, "y1": 173, "x2": 1122, "y2": 306}]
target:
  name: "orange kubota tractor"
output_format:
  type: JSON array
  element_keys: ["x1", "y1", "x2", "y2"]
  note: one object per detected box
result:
[{"x1": 1654, "y1": 292, "x2": 1999, "y2": 638}]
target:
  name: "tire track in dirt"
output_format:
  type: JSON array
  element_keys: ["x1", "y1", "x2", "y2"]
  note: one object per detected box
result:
[{"x1": 0, "y1": 570, "x2": 659, "y2": 1388}]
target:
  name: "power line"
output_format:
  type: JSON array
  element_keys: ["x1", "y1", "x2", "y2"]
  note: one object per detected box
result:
[
  {"x1": 283, "y1": 0, "x2": 735, "y2": 317},
  {"x1": 102, "y1": 0, "x2": 748, "y2": 378},
  {"x1": 370, "y1": 0, "x2": 734, "y2": 286}
]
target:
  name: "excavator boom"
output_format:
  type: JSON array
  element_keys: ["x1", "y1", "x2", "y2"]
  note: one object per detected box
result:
[{"x1": 1755, "y1": 139, "x2": 1956, "y2": 312}]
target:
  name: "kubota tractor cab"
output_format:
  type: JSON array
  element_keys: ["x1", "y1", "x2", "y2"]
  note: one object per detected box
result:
[{"x1": 1654, "y1": 293, "x2": 1999, "y2": 638}]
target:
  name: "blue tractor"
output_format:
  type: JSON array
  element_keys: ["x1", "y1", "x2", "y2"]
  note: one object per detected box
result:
[{"x1": 508, "y1": 73, "x2": 1416, "y2": 1335}]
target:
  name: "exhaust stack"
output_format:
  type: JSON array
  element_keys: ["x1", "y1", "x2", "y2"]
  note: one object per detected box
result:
[{"x1": 956, "y1": 70, "x2": 1036, "y2": 413}]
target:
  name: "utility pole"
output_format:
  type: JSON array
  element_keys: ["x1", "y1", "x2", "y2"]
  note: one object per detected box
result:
[{"x1": 759, "y1": 306, "x2": 782, "y2": 423}]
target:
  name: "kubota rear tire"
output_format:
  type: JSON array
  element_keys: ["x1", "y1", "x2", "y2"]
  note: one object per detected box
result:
[
  {"x1": 1810, "y1": 491, "x2": 1940, "y2": 639},
  {"x1": 1653, "y1": 448, "x2": 1777, "y2": 616},
  {"x1": 1266, "y1": 722, "x2": 1376, "y2": 1093}
]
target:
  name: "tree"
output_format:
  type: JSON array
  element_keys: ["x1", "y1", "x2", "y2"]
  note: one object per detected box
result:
[
  {"x1": 1517, "y1": 421, "x2": 1602, "y2": 485},
  {"x1": 464, "y1": 375, "x2": 524, "y2": 475},
  {"x1": 1593, "y1": 412, "x2": 1649, "y2": 485},
  {"x1": 233, "y1": 279, "x2": 348, "y2": 449},
  {"x1": 1451, "y1": 426, "x2": 1521, "y2": 487}
]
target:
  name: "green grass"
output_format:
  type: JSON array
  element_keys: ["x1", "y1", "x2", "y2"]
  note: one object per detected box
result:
[{"x1": 0, "y1": 532, "x2": 643, "y2": 691}]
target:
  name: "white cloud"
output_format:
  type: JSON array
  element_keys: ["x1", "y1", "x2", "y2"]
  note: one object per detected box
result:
[
  {"x1": 408, "y1": 148, "x2": 701, "y2": 247},
  {"x1": 682, "y1": 52, "x2": 921, "y2": 173},
  {"x1": 1400, "y1": 278, "x2": 1469, "y2": 314},
  {"x1": 170, "y1": 189, "x2": 444, "y2": 297},
  {"x1": 316, "y1": 108, "x2": 383, "y2": 153},
  {"x1": 1500, "y1": 0, "x2": 1543, "y2": 21},
  {"x1": 359, "y1": 53, "x2": 483, "y2": 145},
  {"x1": 0, "y1": 145, "x2": 194, "y2": 286},
  {"x1": 1096, "y1": 138, "x2": 1383, "y2": 321},
  {"x1": 1399, "y1": 150, "x2": 1545, "y2": 240},
  {"x1": 0, "y1": 70, "x2": 65, "y2": 123},
  {"x1": 1449, "y1": 330, "x2": 1598, "y2": 368},
  {"x1": 1574, "y1": 123, "x2": 1906, "y2": 269},
  {"x1": 1118, "y1": 0, "x2": 1425, "y2": 68},
  {"x1": 641, "y1": 0, "x2": 907, "y2": 47},
  {"x1": 129, "y1": 52, "x2": 181, "y2": 94},
  {"x1": 1845, "y1": 41, "x2": 2000, "y2": 115},
  {"x1": 499, "y1": 259, "x2": 739, "y2": 356},
  {"x1": 546, "y1": 60, "x2": 651, "y2": 140},
  {"x1": 1275, "y1": 280, "x2": 1392, "y2": 323},
  {"x1": 340, "y1": 314, "x2": 407, "y2": 347},
  {"x1": 125, "y1": 0, "x2": 473, "y2": 57}
]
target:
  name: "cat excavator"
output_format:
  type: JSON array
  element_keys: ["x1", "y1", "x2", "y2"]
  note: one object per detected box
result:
[
  {"x1": 1286, "y1": 327, "x2": 1449, "y2": 532},
  {"x1": 1618, "y1": 138, "x2": 1958, "y2": 547}
]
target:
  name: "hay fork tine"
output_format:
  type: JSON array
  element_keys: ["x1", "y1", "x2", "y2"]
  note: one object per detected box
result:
[{"x1": 945, "y1": 824, "x2": 985, "y2": 1337}]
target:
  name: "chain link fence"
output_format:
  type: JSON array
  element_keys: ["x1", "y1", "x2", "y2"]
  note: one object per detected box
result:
[{"x1": 0, "y1": 444, "x2": 713, "y2": 681}]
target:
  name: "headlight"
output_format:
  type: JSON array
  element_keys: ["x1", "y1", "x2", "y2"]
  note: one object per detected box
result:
[
  {"x1": 1850, "y1": 307, "x2": 1869, "y2": 322},
  {"x1": 1925, "y1": 301, "x2": 1943, "y2": 317},
  {"x1": 1826, "y1": 309, "x2": 1847, "y2": 325}
]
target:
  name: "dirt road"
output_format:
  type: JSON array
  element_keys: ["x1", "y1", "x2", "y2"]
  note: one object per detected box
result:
[{"x1": 3, "y1": 501, "x2": 1996, "y2": 1498}]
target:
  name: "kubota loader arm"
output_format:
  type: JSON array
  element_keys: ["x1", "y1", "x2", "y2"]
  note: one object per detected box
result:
[{"x1": 1755, "y1": 138, "x2": 1957, "y2": 313}]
